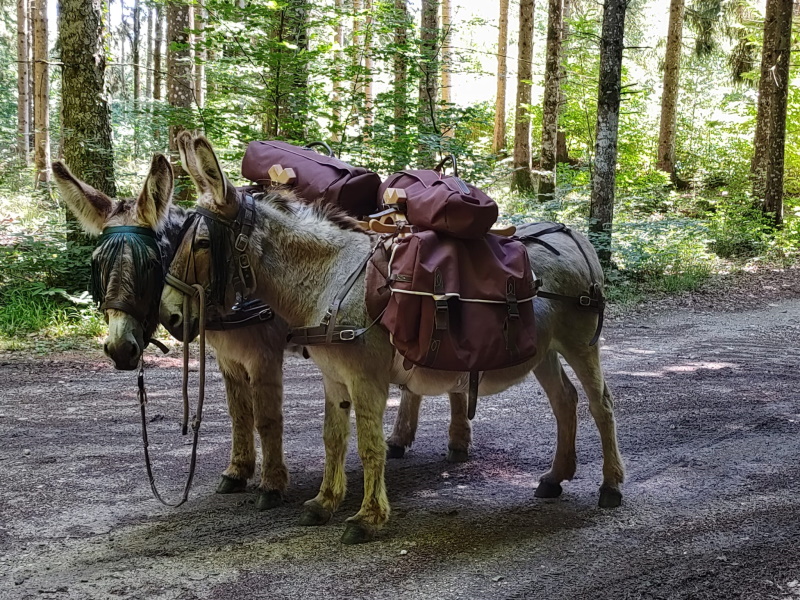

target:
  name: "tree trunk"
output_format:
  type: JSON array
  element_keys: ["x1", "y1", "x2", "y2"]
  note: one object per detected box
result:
[
  {"x1": 393, "y1": 0, "x2": 411, "y2": 169},
  {"x1": 538, "y1": 0, "x2": 564, "y2": 202},
  {"x1": 656, "y1": 0, "x2": 684, "y2": 179},
  {"x1": 512, "y1": 0, "x2": 535, "y2": 192},
  {"x1": 133, "y1": 0, "x2": 141, "y2": 112},
  {"x1": 751, "y1": 0, "x2": 792, "y2": 226},
  {"x1": 418, "y1": 0, "x2": 439, "y2": 165},
  {"x1": 28, "y1": 0, "x2": 35, "y2": 154},
  {"x1": 364, "y1": 0, "x2": 374, "y2": 128},
  {"x1": 194, "y1": 6, "x2": 205, "y2": 110},
  {"x1": 17, "y1": 0, "x2": 30, "y2": 162},
  {"x1": 167, "y1": 0, "x2": 193, "y2": 201},
  {"x1": 589, "y1": 0, "x2": 627, "y2": 271},
  {"x1": 32, "y1": 0, "x2": 50, "y2": 185},
  {"x1": 153, "y1": 3, "x2": 163, "y2": 100},
  {"x1": 145, "y1": 5, "x2": 153, "y2": 99},
  {"x1": 441, "y1": 0, "x2": 452, "y2": 105},
  {"x1": 331, "y1": 0, "x2": 344, "y2": 140},
  {"x1": 492, "y1": 0, "x2": 510, "y2": 154}
]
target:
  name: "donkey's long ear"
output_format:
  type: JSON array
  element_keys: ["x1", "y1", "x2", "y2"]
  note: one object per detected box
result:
[
  {"x1": 52, "y1": 161, "x2": 113, "y2": 236},
  {"x1": 135, "y1": 154, "x2": 174, "y2": 229},
  {"x1": 194, "y1": 136, "x2": 236, "y2": 209}
]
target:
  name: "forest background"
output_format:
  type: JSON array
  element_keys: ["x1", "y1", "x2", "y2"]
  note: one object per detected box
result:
[{"x1": 0, "y1": 0, "x2": 797, "y2": 349}]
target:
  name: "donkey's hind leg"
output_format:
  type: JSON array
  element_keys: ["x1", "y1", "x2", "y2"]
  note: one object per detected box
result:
[
  {"x1": 532, "y1": 350, "x2": 579, "y2": 499},
  {"x1": 386, "y1": 388, "x2": 422, "y2": 459},
  {"x1": 217, "y1": 359, "x2": 255, "y2": 494},
  {"x1": 446, "y1": 392, "x2": 471, "y2": 463},
  {"x1": 560, "y1": 345, "x2": 624, "y2": 508},
  {"x1": 250, "y1": 355, "x2": 289, "y2": 511}
]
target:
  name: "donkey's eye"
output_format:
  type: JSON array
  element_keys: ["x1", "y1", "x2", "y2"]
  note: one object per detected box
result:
[{"x1": 196, "y1": 239, "x2": 211, "y2": 249}]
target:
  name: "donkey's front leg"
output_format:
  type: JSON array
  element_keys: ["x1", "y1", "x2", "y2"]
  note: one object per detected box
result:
[
  {"x1": 343, "y1": 377, "x2": 391, "y2": 545},
  {"x1": 217, "y1": 359, "x2": 255, "y2": 494},
  {"x1": 250, "y1": 356, "x2": 289, "y2": 510},
  {"x1": 299, "y1": 377, "x2": 351, "y2": 527}
]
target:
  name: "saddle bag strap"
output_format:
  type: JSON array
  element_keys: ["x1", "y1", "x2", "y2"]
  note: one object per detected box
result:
[
  {"x1": 505, "y1": 278, "x2": 520, "y2": 358},
  {"x1": 468, "y1": 371, "x2": 479, "y2": 420},
  {"x1": 424, "y1": 269, "x2": 448, "y2": 367}
]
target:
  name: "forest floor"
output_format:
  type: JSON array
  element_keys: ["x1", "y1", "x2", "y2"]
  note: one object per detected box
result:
[{"x1": 1, "y1": 266, "x2": 799, "y2": 600}]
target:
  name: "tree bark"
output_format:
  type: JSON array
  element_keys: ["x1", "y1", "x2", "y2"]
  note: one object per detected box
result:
[
  {"x1": 538, "y1": 0, "x2": 564, "y2": 202},
  {"x1": 589, "y1": 0, "x2": 628, "y2": 271},
  {"x1": 17, "y1": 0, "x2": 30, "y2": 162},
  {"x1": 492, "y1": 0, "x2": 510, "y2": 154},
  {"x1": 167, "y1": 0, "x2": 194, "y2": 201},
  {"x1": 364, "y1": 0, "x2": 374, "y2": 128},
  {"x1": 32, "y1": 0, "x2": 50, "y2": 185},
  {"x1": 393, "y1": 0, "x2": 411, "y2": 169},
  {"x1": 512, "y1": 0, "x2": 535, "y2": 192},
  {"x1": 145, "y1": 4, "x2": 153, "y2": 100},
  {"x1": 194, "y1": 6, "x2": 205, "y2": 110},
  {"x1": 133, "y1": 0, "x2": 141, "y2": 111},
  {"x1": 153, "y1": 3, "x2": 163, "y2": 100},
  {"x1": 28, "y1": 0, "x2": 35, "y2": 153},
  {"x1": 751, "y1": 0, "x2": 792, "y2": 226},
  {"x1": 418, "y1": 0, "x2": 439, "y2": 165},
  {"x1": 441, "y1": 0, "x2": 452, "y2": 105},
  {"x1": 656, "y1": 0, "x2": 684, "y2": 179}
]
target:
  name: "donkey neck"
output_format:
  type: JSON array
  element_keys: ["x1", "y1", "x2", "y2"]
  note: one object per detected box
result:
[
  {"x1": 154, "y1": 205, "x2": 188, "y2": 269},
  {"x1": 249, "y1": 200, "x2": 372, "y2": 327}
]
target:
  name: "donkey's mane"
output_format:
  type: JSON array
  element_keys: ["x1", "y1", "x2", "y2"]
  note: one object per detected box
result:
[{"x1": 253, "y1": 187, "x2": 367, "y2": 235}]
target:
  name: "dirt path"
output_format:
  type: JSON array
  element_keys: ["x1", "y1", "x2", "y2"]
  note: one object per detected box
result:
[{"x1": 1, "y1": 290, "x2": 799, "y2": 599}]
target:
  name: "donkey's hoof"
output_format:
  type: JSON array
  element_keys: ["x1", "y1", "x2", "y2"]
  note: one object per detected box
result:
[
  {"x1": 534, "y1": 479, "x2": 563, "y2": 499},
  {"x1": 216, "y1": 475, "x2": 247, "y2": 494},
  {"x1": 341, "y1": 521, "x2": 377, "y2": 545},
  {"x1": 299, "y1": 501, "x2": 332, "y2": 526},
  {"x1": 446, "y1": 448, "x2": 469, "y2": 463},
  {"x1": 255, "y1": 489, "x2": 283, "y2": 511},
  {"x1": 387, "y1": 444, "x2": 406, "y2": 459},
  {"x1": 598, "y1": 484, "x2": 622, "y2": 508}
]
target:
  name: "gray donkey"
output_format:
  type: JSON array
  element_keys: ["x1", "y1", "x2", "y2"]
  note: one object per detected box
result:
[
  {"x1": 161, "y1": 133, "x2": 625, "y2": 545},
  {"x1": 51, "y1": 156, "x2": 290, "y2": 509}
]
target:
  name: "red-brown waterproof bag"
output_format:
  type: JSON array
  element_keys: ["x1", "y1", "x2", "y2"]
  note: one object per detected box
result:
[
  {"x1": 382, "y1": 230, "x2": 538, "y2": 372},
  {"x1": 241, "y1": 140, "x2": 380, "y2": 218}
]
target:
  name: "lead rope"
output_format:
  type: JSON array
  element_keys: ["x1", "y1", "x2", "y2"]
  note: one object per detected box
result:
[{"x1": 138, "y1": 282, "x2": 207, "y2": 507}]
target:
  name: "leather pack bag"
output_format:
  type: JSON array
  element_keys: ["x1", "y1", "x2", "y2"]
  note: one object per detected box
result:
[
  {"x1": 381, "y1": 230, "x2": 538, "y2": 372},
  {"x1": 241, "y1": 140, "x2": 381, "y2": 218}
]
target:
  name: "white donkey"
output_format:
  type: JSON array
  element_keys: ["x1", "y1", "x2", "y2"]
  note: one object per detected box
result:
[{"x1": 161, "y1": 133, "x2": 625, "y2": 544}]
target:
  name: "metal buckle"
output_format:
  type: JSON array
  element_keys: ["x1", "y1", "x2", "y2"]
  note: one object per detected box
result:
[
  {"x1": 239, "y1": 254, "x2": 251, "y2": 270},
  {"x1": 337, "y1": 329, "x2": 356, "y2": 341},
  {"x1": 579, "y1": 295, "x2": 592, "y2": 307},
  {"x1": 235, "y1": 234, "x2": 249, "y2": 252},
  {"x1": 258, "y1": 308, "x2": 272, "y2": 321}
]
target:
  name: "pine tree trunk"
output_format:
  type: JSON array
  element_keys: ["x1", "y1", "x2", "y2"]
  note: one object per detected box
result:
[
  {"x1": 656, "y1": 0, "x2": 684, "y2": 179},
  {"x1": 32, "y1": 0, "x2": 50, "y2": 185},
  {"x1": 194, "y1": 6, "x2": 205, "y2": 110},
  {"x1": 512, "y1": 0, "x2": 535, "y2": 192},
  {"x1": 167, "y1": 0, "x2": 193, "y2": 201},
  {"x1": 589, "y1": 0, "x2": 628, "y2": 271},
  {"x1": 538, "y1": 0, "x2": 564, "y2": 202},
  {"x1": 752, "y1": 0, "x2": 792, "y2": 225},
  {"x1": 393, "y1": 0, "x2": 411, "y2": 169},
  {"x1": 418, "y1": 0, "x2": 439, "y2": 165},
  {"x1": 440, "y1": 0, "x2": 452, "y2": 105},
  {"x1": 153, "y1": 4, "x2": 163, "y2": 100},
  {"x1": 492, "y1": 0, "x2": 510, "y2": 154},
  {"x1": 17, "y1": 0, "x2": 30, "y2": 162},
  {"x1": 28, "y1": 0, "x2": 34, "y2": 154},
  {"x1": 145, "y1": 5, "x2": 153, "y2": 99},
  {"x1": 555, "y1": 0, "x2": 571, "y2": 164},
  {"x1": 331, "y1": 0, "x2": 344, "y2": 140},
  {"x1": 133, "y1": 0, "x2": 141, "y2": 112},
  {"x1": 364, "y1": 0, "x2": 374, "y2": 128}
]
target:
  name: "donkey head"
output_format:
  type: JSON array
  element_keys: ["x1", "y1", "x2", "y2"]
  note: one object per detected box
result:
[
  {"x1": 52, "y1": 156, "x2": 174, "y2": 370},
  {"x1": 160, "y1": 132, "x2": 243, "y2": 342}
]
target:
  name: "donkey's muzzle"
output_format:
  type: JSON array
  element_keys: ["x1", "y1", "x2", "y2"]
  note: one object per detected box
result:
[{"x1": 104, "y1": 334, "x2": 141, "y2": 370}]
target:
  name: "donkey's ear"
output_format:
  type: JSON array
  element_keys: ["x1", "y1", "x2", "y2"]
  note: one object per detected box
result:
[
  {"x1": 136, "y1": 154, "x2": 174, "y2": 229},
  {"x1": 192, "y1": 136, "x2": 236, "y2": 210},
  {"x1": 52, "y1": 161, "x2": 113, "y2": 236}
]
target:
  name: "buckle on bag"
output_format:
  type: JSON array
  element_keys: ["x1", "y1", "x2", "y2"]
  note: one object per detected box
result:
[{"x1": 235, "y1": 234, "x2": 249, "y2": 252}]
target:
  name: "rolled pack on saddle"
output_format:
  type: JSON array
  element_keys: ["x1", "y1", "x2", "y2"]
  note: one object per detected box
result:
[
  {"x1": 241, "y1": 140, "x2": 381, "y2": 218},
  {"x1": 372, "y1": 163, "x2": 539, "y2": 388}
]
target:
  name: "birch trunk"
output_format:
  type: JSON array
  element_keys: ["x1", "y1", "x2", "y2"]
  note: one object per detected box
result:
[
  {"x1": 17, "y1": 0, "x2": 30, "y2": 162},
  {"x1": 656, "y1": 0, "x2": 684, "y2": 179},
  {"x1": 492, "y1": 0, "x2": 509, "y2": 154},
  {"x1": 32, "y1": 0, "x2": 50, "y2": 184},
  {"x1": 538, "y1": 0, "x2": 564, "y2": 201},
  {"x1": 589, "y1": 0, "x2": 628, "y2": 270},
  {"x1": 512, "y1": 0, "x2": 535, "y2": 192}
]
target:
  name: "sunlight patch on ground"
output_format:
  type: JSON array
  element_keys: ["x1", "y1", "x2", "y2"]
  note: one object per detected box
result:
[{"x1": 611, "y1": 361, "x2": 738, "y2": 378}]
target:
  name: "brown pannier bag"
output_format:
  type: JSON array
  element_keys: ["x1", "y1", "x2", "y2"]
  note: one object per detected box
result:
[
  {"x1": 381, "y1": 230, "x2": 538, "y2": 372},
  {"x1": 241, "y1": 140, "x2": 380, "y2": 218},
  {"x1": 379, "y1": 170, "x2": 499, "y2": 239}
]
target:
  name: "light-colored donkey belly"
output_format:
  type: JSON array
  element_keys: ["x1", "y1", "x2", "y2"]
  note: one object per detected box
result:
[{"x1": 390, "y1": 351, "x2": 534, "y2": 397}]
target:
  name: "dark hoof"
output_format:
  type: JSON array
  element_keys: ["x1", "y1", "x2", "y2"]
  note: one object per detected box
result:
[
  {"x1": 534, "y1": 479, "x2": 563, "y2": 499},
  {"x1": 341, "y1": 521, "x2": 377, "y2": 545},
  {"x1": 446, "y1": 448, "x2": 469, "y2": 463},
  {"x1": 255, "y1": 489, "x2": 283, "y2": 511},
  {"x1": 387, "y1": 444, "x2": 406, "y2": 459},
  {"x1": 598, "y1": 484, "x2": 622, "y2": 508},
  {"x1": 298, "y1": 501, "x2": 332, "y2": 526},
  {"x1": 216, "y1": 475, "x2": 247, "y2": 494}
]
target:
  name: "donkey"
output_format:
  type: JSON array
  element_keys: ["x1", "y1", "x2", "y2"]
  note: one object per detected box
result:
[
  {"x1": 161, "y1": 133, "x2": 625, "y2": 545},
  {"x1": 51, "y1": 156, "x2": 291, "y2": 509}
]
